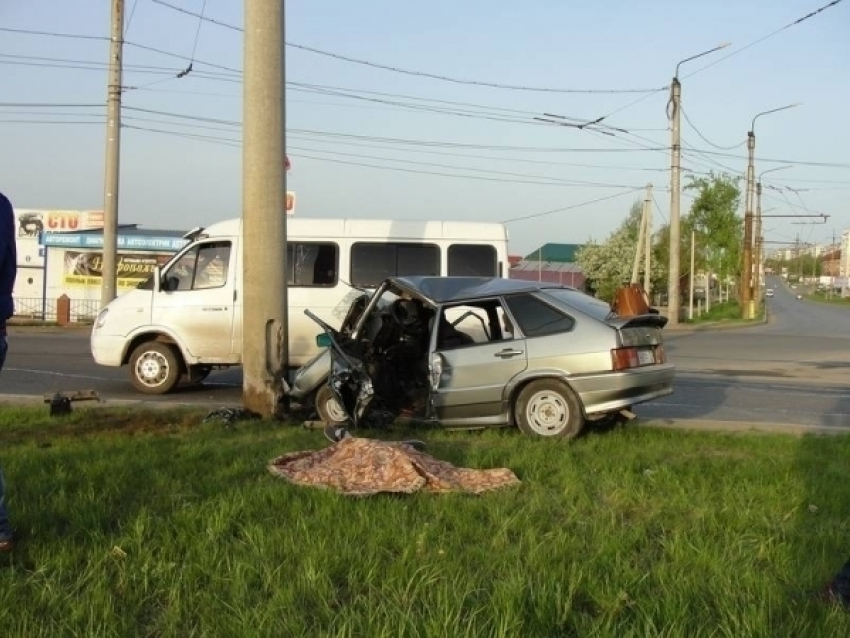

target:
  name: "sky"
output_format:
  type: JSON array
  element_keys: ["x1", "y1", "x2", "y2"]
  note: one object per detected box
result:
[{"x1": 1, "y1": 0, "x2": 849, "y2": 256}]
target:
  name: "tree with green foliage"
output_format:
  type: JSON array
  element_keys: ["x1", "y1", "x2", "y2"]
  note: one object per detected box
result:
[
  {"x1": 684, "y1": 172, "x2": 743, "y2": 283},
  {"x1": 576, "y1": 200, "x2": 665, "y2": 301}
]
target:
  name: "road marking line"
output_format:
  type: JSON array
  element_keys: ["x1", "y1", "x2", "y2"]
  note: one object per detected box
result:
[{"x1": 5, "y1": 367, "x2": 114, "y2": 381}]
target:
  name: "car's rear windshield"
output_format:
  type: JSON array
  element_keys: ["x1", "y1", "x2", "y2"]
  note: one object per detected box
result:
[{"x1": 538, "y1": 288, "x2": 613, "y2": 322}]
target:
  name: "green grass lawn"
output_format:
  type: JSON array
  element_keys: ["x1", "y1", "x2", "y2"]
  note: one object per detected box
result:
[
  {"x1": 806, "y1": 291, "x2": 850, "y2": 306},
  {"x1": 2, "y1": 407, "x2": 850, "y2": 636},
  {"x1": 684, "y1": 300, "x2": 766, "y2": 325}
]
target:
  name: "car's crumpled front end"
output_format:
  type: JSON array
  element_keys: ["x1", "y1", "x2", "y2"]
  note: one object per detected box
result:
[{"x1": 327, "y1": 340, "x2": 375, "y2": 427}]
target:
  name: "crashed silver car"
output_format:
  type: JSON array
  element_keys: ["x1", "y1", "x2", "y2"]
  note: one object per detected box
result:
[{"x1": 290, "y1": 276, "x2": 673, "y2": 439}]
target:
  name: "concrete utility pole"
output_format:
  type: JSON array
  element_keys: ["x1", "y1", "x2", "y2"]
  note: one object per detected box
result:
[
  {"x1": 689, "y1": 230, "x2": 696, "y2": 320},
  {"x1": 242, "y1": 0, "x2": 287, "y2": 418},
  {"x1": 742, "y1": 103, "x2": 800, "y2": 319},
  {"x1": 741, "y1": 131, "x2": 756, "y2": 319},
  {"x1": 644, "y1": 183, "x2": 653, "y2": 294},
  {"x1": 630, "y1": 191, "x2": 648, "y2": 285},
  {"x1": 754, "y1": 165, "x2": 793, "y2": 312},
  {"x1": 667, "y1": 76, "x2": 682, "y2": 324},
  {"x1": 101, "y1": 0, "x2": 124, "y2": 309},
  {"x1": 667, "y1": 43, "x2": 729, "y2": 326}
]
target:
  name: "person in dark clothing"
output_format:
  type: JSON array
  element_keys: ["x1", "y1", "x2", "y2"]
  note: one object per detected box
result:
[{"x1": 0, "y1": 190, "x2": 17, "y2": 551}]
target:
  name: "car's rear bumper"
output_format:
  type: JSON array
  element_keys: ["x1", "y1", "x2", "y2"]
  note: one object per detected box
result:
[{"x1": 569, "y1": 363, "x2": 675, "y2": 415}]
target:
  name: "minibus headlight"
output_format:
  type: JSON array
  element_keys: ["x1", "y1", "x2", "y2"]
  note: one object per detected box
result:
[{"x1": 94, "y1": 308, "x2": 109, "y2": 329}]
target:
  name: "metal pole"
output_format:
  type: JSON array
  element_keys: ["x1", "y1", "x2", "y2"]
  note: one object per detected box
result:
[
  {"x1": 667, "y1": 78, "x2": 682, "y2": 325},
  {"x1": 242, "y1": 0, "x2": 287, "y2": 418},
  {"x1": 741, "y1": 132, "x2": 755, "y2": 318},
  {"x1": 101, "y1": 0, "x2": 124, "y2": 309},
  {"x1": 538, "y1": 246, "x2": 542, "y2": 282},
  {"x1": 644, "y1": 184, "x2": 653, "y2": 294},
  {"x1": 689, "y1": 230, "x2": 695, "y2": 320}
]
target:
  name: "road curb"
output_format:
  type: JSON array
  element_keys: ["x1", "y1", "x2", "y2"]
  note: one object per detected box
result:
[
  {"x1": 0, "y1": 393, "x2": 241, "y2": 410},
  {"x1": 635, "y1": 418, "x2": 850, "y2": 436}
]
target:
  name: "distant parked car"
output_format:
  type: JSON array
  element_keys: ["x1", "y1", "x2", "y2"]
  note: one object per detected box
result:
[
  {"x1": 766, "y1": 289, "x2": 774, "y2": 298},
  {"x1": 291, "y1": 276, "x2": 675, "y2": 439}
]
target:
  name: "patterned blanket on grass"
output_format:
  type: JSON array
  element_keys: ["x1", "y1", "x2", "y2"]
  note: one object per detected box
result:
[{"x1": 268, "y1": 437, "x2": 520, "y2": 496}]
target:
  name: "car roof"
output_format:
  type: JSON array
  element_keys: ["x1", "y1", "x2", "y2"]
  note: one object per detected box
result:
[{"x1": 390, "y1": 276, "x2": 571, "y2": 304}]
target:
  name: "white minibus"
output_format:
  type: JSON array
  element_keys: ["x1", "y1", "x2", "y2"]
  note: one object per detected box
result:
[{"x1": 90, "y1": 217, "x2": 508, "y2": 393}]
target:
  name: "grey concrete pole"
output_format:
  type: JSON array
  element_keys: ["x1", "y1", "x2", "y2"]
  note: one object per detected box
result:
[
  {"x1": 667, "y1": 79, "x2": 682, "y2": 325},
  {"x1": 101, "y1": 0, "x2": 124, "y2": 309},
  {"x1": 742, "y1": 132, "x2": 755, "y2": 319},
  {"x1": 689, "y1": 230, "x2": 695, "y2": 320},
  {"x1": 242, "y1": 0, "x2": 287, "y2": 418}
]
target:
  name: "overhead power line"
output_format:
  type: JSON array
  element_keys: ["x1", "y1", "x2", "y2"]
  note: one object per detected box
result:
[
  {"x1": 680, "y1": 106, "x2": 746, "y2": 150},
  {"x1": 651, "y1": 193, "x2": 669, "y2": 225},
  {"x1": 0, "y1": 26, "x2": 108, "y2": 41},
  {"x1": 595, "y1": 0, "x2": 846, "y2": 123},
  {"x1": 149, "y1": 0, "x2": 665, "y2": 94},
  {"x1": 502, "y1": 189, "x2": 643, "y2": 223},
  {"x1": 695, "y1": 148, "x2": 850, "y2": 169},
  {"x1": 125, "y1": 0, "x2": 140, "y2": 37},
  {"x1": 0, "y1": 102, "x2": 104, "y2": 108},
  {"x1": 684, "y1": 0, "x2": 846, "y2": 79}
]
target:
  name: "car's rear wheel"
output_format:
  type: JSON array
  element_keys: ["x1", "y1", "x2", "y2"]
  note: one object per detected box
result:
[
  {"x1": 316, "y1": 384, "x2": 348, "y2": 426},
  {"x1": 130, "y1": 342, "x2": 182, "y2": 394},
  {"x1": 515, "y1": 379, "x2": 583, "y2": 439}
]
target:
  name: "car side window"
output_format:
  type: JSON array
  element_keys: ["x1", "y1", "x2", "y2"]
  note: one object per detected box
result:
[
  {"x1": 504, "y1": 293, "x2": 575, "y2": 337},
  {"x1": 437, "y1": 300, "x2": 514, "y2": 349},
  {"x1": 164, "y1": 241, "x2": 231, "y2": 291},
  {"x1": 194, "y1": 243, "x2": 231, "y2": 289}
]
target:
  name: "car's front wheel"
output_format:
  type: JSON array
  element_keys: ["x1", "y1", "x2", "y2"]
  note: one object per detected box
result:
[
  {"x1": 315, "y1": 384, "x2": 348, "y2": 426},
  {"x1": 130, "y1": 342, "x2": 182, "y2": 394},
  {"x1": 515, "y1": 379, "x2": 584, "y2": 439}
]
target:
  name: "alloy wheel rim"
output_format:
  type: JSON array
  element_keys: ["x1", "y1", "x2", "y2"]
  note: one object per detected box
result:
[
  {"x1": 137, "y1": 351, "x2": 169, "y2": 387},
  {"x1": 526, "y1": 391, "x2": 569, "y2": 435}
]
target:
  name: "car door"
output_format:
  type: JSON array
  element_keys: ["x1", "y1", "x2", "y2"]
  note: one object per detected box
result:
[
  {"x1": 430, "y1": 299, "x2": 527, "y2": 424},
  {"x1": 153, "y1": 240, "x2": 236, "y2": 361}
]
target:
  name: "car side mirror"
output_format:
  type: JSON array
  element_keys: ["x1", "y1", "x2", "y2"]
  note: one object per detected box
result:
[{"x1": 316, "y1": 333, "x2": 332, "y2": 348}]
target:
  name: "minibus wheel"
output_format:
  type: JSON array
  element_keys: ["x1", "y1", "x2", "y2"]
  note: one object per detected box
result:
[{"x1": 130, "y1": 342, "x2": 182, "y2": 394}]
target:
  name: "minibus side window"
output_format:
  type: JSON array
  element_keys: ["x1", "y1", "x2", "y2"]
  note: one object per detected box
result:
[
  {"x1": 287, "y1": 242, "x2": 338, "y2": 287},
  {"x1": 448, "y1": 244, "x2": 497, "y2": 276},
  {"x1": 350, "y1": 242, "x2": 439, "y2": 287}
]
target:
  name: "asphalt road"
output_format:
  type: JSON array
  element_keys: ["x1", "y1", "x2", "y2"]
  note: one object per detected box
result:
[{"x1": 2, "y1": 275, "x2": 849, "y2": 431}]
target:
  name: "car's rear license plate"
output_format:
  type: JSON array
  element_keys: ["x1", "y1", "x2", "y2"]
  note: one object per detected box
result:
[{"x1": 637, "y1": 349, "x2": 655, "y2": 365}]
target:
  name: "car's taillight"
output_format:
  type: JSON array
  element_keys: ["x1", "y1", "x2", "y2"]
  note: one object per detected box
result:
[
  {"x1": 611, "y1": 347, "x2": 639, "y2": 370},
  {"x1": 656, "y1": 345, "x2": 666, "y2": 363}
]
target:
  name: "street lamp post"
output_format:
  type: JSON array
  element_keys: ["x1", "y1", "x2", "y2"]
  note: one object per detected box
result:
[
  {"x1": 667, "y1": 43, "x2": 730, "y2": 326},
  {"x1": 754, "y1": 166, "x2": 793, "y2": 310},
  {"x1": 742, "y1": 103, "x2": 800, "y2": 319}
]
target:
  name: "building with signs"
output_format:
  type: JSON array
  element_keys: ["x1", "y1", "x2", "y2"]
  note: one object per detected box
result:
[
  {"x1": 14, "y1": 218, "x2": 188, "y2": 321},
  {"x1": 13, "y1": 209, "x2": 106, "y2": 317}
]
